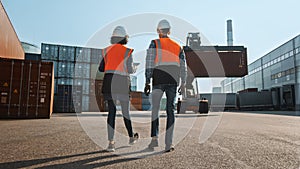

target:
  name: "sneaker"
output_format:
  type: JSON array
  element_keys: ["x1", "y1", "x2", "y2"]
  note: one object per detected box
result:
[
  {"x1": 148, "y1": 138, "x2": 159, "y2": 150},
  {"x1": 106, "y1": 143, "x2": 115, "y2": 152},
  {"x1": 129, "y1": 133, "x2": 139, "y2": 145},
  {"x1": 165, "y1": 145, "x2": 175, "y2": 152}
]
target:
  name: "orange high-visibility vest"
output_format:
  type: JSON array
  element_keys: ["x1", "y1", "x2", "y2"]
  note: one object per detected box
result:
[
  {"x1": 103, "y1": 44, "x2": 133, "y2": 75},
  {"x1": 154, "y1": 38, "x2": 181, "y2": 66}
]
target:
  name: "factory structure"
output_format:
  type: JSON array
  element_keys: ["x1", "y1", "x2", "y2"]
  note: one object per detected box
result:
[
  {"x1": 220, "y1": 20, "x2": 300, "y2": 110},
  {"x1": 221, "y1": 35, "x2": 300, "y2": 110}
]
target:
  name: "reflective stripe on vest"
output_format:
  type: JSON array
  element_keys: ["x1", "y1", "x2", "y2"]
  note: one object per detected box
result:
[
  {"x1": 103, "y1": 44, "x2": 132, "y2": 76},
  {"x1": 154, "y1": 38, "x2": 180, "y2": 66}
]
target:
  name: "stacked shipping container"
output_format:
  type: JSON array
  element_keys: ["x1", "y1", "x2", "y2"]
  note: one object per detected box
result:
[
  {"x1": 41, "y1": 43, "x2": 105, "y2": 112},
  {"x1": 54, "y1": 85, "x2": 82, "y2": 113}
]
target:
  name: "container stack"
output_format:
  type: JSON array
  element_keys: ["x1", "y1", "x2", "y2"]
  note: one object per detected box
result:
[
  {"x1": 130, "y1": 91, "x2": 143, "y2": 111},
  {"x1": 54, "y1": 85, "x2": 82, "y2": 113},
  {"x1": 0, "y1": 58, "x2": 54, "y2": 118},
  {"x1": 41, "y1": 43, "x2": 105, "y2": 112},
  {"x1": 142, "y1": 93, "x2": 151, "y2": 110},
  {"x1": 144, "y1": 95, "x2": 164, "y2": 111},
  {"x1": 130, "y1": 76, "x2": 137, "y2": 91},
  {"x1": 92, "y1": 79, "x2": 108, "y2": 112},
  {"x1": 74, "y1": 47, "x2": 91, "y2": 112}
]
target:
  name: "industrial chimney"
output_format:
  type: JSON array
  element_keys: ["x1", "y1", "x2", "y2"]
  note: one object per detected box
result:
[{"x1": 227, "y1": 19, "x2": 233, "y2": 46}]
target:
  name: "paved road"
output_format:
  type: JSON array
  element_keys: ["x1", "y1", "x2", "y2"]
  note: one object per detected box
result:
[{"x1": 0, "y1": 111, "x2": 299, "y2": 169}]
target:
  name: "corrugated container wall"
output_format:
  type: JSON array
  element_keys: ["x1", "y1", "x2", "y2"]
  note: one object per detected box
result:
[
  {"x1": 0, "y1": 2, "x2": 24, "y2": 59},
  {"x1": 0, "y1": 59, "x2": 54, "y2": 118},
  {"x1": 40, "y1": 43, "x2": 110, "y2": 112},
  {"x1": 41, "y1": 43, "x2": 59, "y2": 61}
]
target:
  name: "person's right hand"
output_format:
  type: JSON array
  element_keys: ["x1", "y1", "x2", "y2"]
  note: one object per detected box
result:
[
  {"x1": 144, "y1": 84, "x2": 151, "y2": 96},
  {"x1": 178, "y1": 84, "x2": 186, "y2": 95}
]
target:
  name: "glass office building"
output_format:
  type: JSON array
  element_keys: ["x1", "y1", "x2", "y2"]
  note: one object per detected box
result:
[{"x1": 221, "y1": 34, "x2": 300, "y2": 110}]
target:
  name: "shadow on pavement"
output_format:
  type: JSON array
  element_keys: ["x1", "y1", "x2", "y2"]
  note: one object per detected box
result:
[{"x1": 0, "y1": 148, "x2": 164, "y2": 169}]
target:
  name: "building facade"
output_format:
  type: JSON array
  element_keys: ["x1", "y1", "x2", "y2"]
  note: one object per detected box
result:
[{"x1": 221, "y1": 35, "x2": 300, "y2": 110}]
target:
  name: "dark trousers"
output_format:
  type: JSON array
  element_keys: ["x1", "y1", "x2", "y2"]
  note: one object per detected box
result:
[
  {"x1": 107, "y1": 97, "x2": 133, "y2": 141},
  {"x1": 151, "y1": 84, "x2": 177, "y2": 146}
]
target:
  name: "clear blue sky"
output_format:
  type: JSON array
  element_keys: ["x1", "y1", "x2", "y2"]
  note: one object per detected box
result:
[{"x1": 2, "y1": 0, "x2": 300, "y2": 91}]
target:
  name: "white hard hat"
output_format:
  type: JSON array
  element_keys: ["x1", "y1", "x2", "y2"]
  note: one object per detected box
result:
[
  {"x1": 157, "y1": 19, "x2": 171, "y2": 30},
  {"x1": 112, "y1": 26, "x2": 128, "y2": 37}
]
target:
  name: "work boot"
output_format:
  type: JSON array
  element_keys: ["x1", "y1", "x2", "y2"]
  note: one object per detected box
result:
[
  {"x1": 148, "y1": 138, "x2": 159, "y2": 150},
  {"x1": 129, "y1": 133, "x2": 139, "y2": 145},
  {"x1": 165, "y1": 144, "x2": 175, "y2": 153},
  {"x1": 106, "y1": 142, "x2": 115, "y2": 152}
]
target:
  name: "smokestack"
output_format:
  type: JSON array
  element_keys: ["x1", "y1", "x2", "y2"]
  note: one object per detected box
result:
[{"x1": 227, "y1": 19, "x2": 233, "y2": 46}]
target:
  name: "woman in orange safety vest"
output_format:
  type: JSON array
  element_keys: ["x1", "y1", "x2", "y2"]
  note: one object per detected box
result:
[{"x1": 99, "y1": 26, "x2": 139, "y2": 152}]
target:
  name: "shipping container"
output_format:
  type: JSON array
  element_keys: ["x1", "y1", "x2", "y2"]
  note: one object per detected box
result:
[
  {"x1": 90, "y1": 63, "x2": 104, "y2": 80},
  {"x1": 42, "y1": 60, "x2": 58, "y2": 78},
  {"x1": 89, "y1": 94, "x2": 102, "y2": 112},
  {"x1": 59, "y1": 46, "x2": 75, "y2": 62},
  {"x1": 57, "y1": 61, "x2": 75, "y2": 78},
  {"x1": 89, "y1": 80, "x2": 96, "y2": 96},
  {"x1": 91, "y1": 48, "x2": 102, "y2": 64},
  {"x1": 142, "y1": 93, "x2": 151, "y2": 105},
  {"x1": 74, "y1": 62, "x2": 90, "y2": 79},
  {"x1": 177, "y1": 98, "x2": 198, "y2": 113},
  {"x1": 199, "y1": 93, "x2": 237, "y2": 110},
  {"x1": 238, "y1": 91, "x2": 273, "y2": 110},
  {"x1": 160, "y1": 98, "x2": 167, "y2": 110},
  {"x1": 53, "y1": 79, "x2": 58, "y2": 94},
  {"x1": 184, "y1": 46, "x2": 248, "y2": 77},
  {"x1": 82, "y1": 95, "x2": 89, "y2": 112},
  {"x1": 54, "y1": 85, "x2": 82, "y2": 113},
  {"x1": 56, "y1": 77, "x2": 73, "y2": 86},
  {"x1": 41, "y1": 43, "x2": 59, "y2": 61},
  {"x1": 74, "y1": 78, "x2": 90, "y2": 95},
  {"x1": 131, "y1": 86, "x2": 137, "y2": 91},
  {"x1": 93, "y1": 80, "x2": 108, "y2": 112},
  {"x1": 131, "y1": 91, "x2": 143, "y2": 99},
  {"x1": 130, "y1": 104, "x2": 142, "y2": 111},
  {"x1": 130, "y1": 91, "x2": 142, "y2": 110},
  {"x1": 25, "y1": 53, "x2": 41, "y2": 61},
  {"x1": 0, "y1": 2, "x2": 24, "y2": 60},
  {"x1": 75, "y1": 47, "x2": 91, "y2": 63},
  {"x1": 0, "y1": 58, "x2": 54, "y2": 118}
]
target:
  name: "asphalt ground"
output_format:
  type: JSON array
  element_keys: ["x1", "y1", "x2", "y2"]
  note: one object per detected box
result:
[{"x1": 0, "y1": 111, "x2": 299, "y2": 169}]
